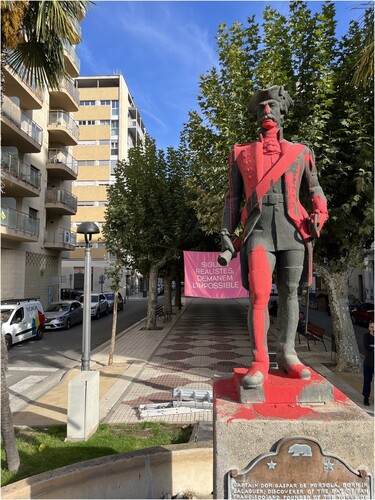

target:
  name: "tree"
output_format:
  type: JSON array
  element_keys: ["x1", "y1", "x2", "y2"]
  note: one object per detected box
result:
[
  {"x1": 104, "y1": 137, "x2": 177, "y2": 329},
  {"x1": 1, "y1": 335, "x2": 20, "y2": 472},
  {"x1": 1, "y1": 0, "x2": 92, "y2": 89},
  {"x1": 104, "y1": 256, "x2": 124, "y2": 366},
  {"x1": 182, "y1": 1, "x2": 373, "y2": 372},
  {"x1": 0, "y1": 0, "x2": 93, "y2": 471}
]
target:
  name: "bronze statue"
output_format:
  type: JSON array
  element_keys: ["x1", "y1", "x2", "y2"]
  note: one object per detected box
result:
[{"x1": 220, "y1": 86, "x2": 328, "y2": 389}]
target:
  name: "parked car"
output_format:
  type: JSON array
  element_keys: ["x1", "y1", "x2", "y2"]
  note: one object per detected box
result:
[
  {"x1": 79, "y1": 293, "x2": 109, "y2": 319},
  {"x1": 350, "y1": 302, "x2": 374, "y2": 326},
  {"x1": 45, "y1": 301, "x2": 83, "y2": 330},
  {"x1": 1, "y1": 299, "x2": 45, "y2": 350},
  {"x1": 104, "y1": 292, "x2": 124, "y2": 312}
]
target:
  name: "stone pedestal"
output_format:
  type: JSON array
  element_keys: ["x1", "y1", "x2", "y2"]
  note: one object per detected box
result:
[
  {"x1": 66, "y1": 371, "x2": 99, "y2": 441},
  {"x1": 214, "y1": 370, "x2": 374, "y2": 499}
]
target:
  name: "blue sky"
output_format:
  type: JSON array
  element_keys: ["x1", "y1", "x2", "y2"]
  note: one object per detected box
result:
[{"x1": 78, "y1": 1, "x2": 363, "y2": 151}]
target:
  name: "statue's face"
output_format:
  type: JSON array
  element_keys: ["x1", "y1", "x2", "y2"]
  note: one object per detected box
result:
[{"x1": 256, "y1": 99, "x2": 282, "y2": 130}]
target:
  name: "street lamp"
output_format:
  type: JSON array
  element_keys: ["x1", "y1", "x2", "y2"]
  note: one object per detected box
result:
[{"x1": 77, "y1": 222, "x2": 100, "y2": 371}]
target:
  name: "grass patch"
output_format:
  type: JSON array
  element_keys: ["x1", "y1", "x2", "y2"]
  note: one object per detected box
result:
[{"x1": 1, "y1": 422, "x2": 192, "y2": 487}]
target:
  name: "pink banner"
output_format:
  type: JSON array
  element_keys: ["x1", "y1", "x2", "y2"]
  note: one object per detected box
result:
[{"x1": 183, "y1": 251, "x2": 248, "y2": 299}]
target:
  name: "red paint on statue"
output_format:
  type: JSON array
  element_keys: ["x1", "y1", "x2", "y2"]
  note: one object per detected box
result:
[{"x1": 246, "y1": 246, "x2": 272, "y2": 378}]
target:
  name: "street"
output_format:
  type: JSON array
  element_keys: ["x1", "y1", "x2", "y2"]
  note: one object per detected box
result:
[{"x1": 6, "y1": 295, "x2": 153, "y2": 411}]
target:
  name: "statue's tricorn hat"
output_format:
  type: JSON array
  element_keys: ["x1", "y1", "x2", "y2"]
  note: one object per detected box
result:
[{"x1": 247, "y1": 85, "x2": 294, "y2": 119}]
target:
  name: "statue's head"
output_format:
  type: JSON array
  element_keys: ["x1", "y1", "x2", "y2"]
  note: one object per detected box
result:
[{"x1": 248, "y1": 86, "x2": 294, "y2": 130}]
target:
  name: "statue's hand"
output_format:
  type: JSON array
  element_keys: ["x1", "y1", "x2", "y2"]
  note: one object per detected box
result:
[
  {"x1": 218, "y1": 229, "x2": 237, "y2": 266},
  {"x1": 309, "y1": 211, "x2": 324, "y2": 238},
  {"x1": 221, "y1": 230, "x2": 236, "y2": 257}
]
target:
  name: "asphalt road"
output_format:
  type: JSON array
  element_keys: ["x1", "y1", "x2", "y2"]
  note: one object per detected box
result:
[{"x1": 6, "y1": 295, "x2": 153, "y2": 409}]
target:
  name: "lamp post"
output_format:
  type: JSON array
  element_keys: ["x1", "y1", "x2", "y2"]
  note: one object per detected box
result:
[{"x1": 77, "y1": 222, "x2": 100, "y2": 371}]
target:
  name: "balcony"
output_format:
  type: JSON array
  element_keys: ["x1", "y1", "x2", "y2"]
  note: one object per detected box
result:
[
  {"x1": 47, "y1": 149, "x2": 78, "y2": 180},
  {"x1": 62, "y1": 41, "x2": 80, "y2": 78},
  {"x1": 44, "y1": 227, "x2": 76, "y2": 251},
  {"x1": 49, "y1": 77, "x2": 80, "y2": 112},
  {"x1": 48, "y1": 110, "x2": 79, "y2": 146},
  {"x1": 128, "y1": 118, "x2": 145, "y2": 144},
  {"x1": 3, "y1": 64, "x2": 43, "y2": 110},
  {"x1": 45, "y1": 188, "x2": 77, "y2": 215},
  {"x1": 1, "y1": 150, "x2": 41, "y2": 197},
  {"x1": 1, "y1": 96, "x2": 43, "y2": 152},
  {"x1": 1, "y1": 206, "x2": 39, "y2": 242}
]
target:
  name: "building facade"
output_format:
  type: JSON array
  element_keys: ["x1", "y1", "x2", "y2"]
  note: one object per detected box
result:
[
  {"x1": 61, "y1": 75, "x2": 145, "y2": 296},
  {"x1": 1, "y1": 40, "x2": 81, "y2": 306}
]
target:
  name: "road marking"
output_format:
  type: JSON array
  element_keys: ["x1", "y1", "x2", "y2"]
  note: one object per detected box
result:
[
  {"x1": 8, "y1": 376, "x2": 47, "y2": 400},
  {"x1": 8, "y1": 366, "x2": 58, "y2": 372}
]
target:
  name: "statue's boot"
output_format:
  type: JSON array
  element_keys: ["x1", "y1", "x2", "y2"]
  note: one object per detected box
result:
[
  {"x1": 242, "y1": 360, "x2": 269, "y2": 389},
  {"x1": 242, "y1": 301, "x2": 270, "y2": 389},
  {"x1": 276, "y1": 351, "x2": 311, "y2": 380}
]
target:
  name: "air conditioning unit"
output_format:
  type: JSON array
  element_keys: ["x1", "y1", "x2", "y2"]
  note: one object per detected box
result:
[{"x1": 63, "y1": 230, "x2": 71, "y2": 244}]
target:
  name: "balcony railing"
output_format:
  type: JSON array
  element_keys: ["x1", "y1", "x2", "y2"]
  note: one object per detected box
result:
[
  {"x1": 46, "y1": 188, "x2": 77, "y2": 212},
  {"x1": 61, "y1": 77, "x2": 79, "y2": 103},
  {"x1": 1, "y1": 150, "x2": 41, "y2": 190},
  {"x1": 2, "y1": 95, "x2": 43, "y2": 145},
  {"x1": 48, "y1": 148, "x2": 78, "y2": 176},
  {"x1": 62, "y1": 41, "x2": 80, "y2": 72},
  {"x1": 5, "y1": 58, "x2": 44, "y2": 101},
  {"x1": 1, "y1": 206, "x2": 40, "y2": 236},
  {"x1": 45, "y1": 226, "x2": 77, "y2": 246},
  {"x1": 48, "y1": 110, "x2": 79, "y2": 140}
]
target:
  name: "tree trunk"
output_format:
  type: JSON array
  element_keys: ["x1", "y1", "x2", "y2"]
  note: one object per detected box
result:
[
  {"x1": 315, "y1": 263, "x2": 361, "y2": 373},
  {"x1": 175, "y1": 272, "x2": 182, "y2": 309},
  {"x1": 163, "y1": 275, "x2": 173, "y2": 317},
  {"x1": 1, "y1": 335, "x2": 20, "y2": 472},
  {"x1": 146, "y1": 265, "x2": 158, "y2": 330},
  {"x1": 108, "y1": 290, "x2": 119, "y2": 366},
  {"x1": 145, "y1": 254, "x2": 171, "y2": 330}
]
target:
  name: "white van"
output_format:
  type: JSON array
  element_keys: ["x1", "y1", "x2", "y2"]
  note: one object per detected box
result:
[{"x1": 1, "y1": 299, "x2": 45, "y2": 350}]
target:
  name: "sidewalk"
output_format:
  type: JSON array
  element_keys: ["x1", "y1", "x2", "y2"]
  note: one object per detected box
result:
[{"x1": 12, "y1": 297, "x2": 373, "y2": 428}]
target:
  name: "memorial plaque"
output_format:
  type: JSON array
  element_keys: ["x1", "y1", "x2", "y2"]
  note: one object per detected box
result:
[{"x1": 227, "y1": 437, "x2": 373, "y2": 499}]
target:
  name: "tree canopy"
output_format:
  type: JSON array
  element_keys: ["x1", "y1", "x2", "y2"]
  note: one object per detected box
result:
[
  {"x1": 1, "y1": 0, "x2": 92, "y2": 89},
  {"x1": 181, "y1": 0, "x2": 373, "y2": 371}
]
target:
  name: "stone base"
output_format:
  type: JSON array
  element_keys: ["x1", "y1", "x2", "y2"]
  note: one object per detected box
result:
[
  {"x1": 214, "y1": 371, "x2": 374, "y2": 499},
  {"x1": 235, "y1": 368, "x2": 334, "y2": 404},
  {"x1": 66, "y1": 371, "x2": 99, "y2": 441}
]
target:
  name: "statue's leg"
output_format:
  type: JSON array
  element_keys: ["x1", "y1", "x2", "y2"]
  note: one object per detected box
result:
[
  {"x1": 242, "y1": 246, "x2": 275, "y2": 389},
  {"x1": 276, "y1": 250, "x2": 311, "y2": 380}
]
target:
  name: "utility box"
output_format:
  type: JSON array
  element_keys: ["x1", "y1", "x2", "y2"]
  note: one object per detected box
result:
[{"x1": 66, "y1": 371, "x2": 100, "y2": 441}]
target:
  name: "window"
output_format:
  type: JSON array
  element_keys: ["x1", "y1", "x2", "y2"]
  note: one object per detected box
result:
[
  {"x1": 78, "y1": 120, "x2": 95, "y2": 126},
  {"x1": 74, "y1": 181, "x2": 96, "y2": 186},
  {"x1": 100, "y1": 120, "x2": 110, "y2": 125},
  {"x1": 100, "y1": 100, "x2": 110, "y2": 106},
  {"x1": 98, "y1": 160, "x2": 110, "y2": 166},
  {"x1": 29, "y1": 207, "x2": 38, "y2": 219},
  {"x1": 80, "y1": 100, "x2": 95, "y2": 106},
  {"x1": 77, "y1": 201, "x2": 95, "y2": 206},
  {"x1": 111, "y1": 141, "x2": 118, "y2": 155},
  {"x1": 98, "y1": 140, "x2": 110, "y2": 145},
  {"x1": 11, "y1": 307, "x2": 24, "y2": 324},
  {"x1": 78, "y1": 140, "x2": 96, "y2": 145},
  {"x1": 30, "y1": 165, "x2": 40, "y2": 187},
  {"x1": 111, "y1": 100, "x2": 119, "y2": 116},
  {"x1": 77, "y1": 160, "x2": 95, "y2": 166},
  {"x1": 111, "y1": 120, "x2": 119, "y2": 137}
]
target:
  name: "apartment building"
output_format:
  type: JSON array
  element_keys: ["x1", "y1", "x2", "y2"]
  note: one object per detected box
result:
[
  {"x1": 1, "y1": 41, "x2": 81, "y2": 306},
  {"x1": 61, "y1": 75, "x2": 145, "y2": 295}
]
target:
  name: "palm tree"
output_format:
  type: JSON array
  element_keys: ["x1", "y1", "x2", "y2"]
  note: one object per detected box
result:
[
  {"x1": 0, "y1": 0, "x2": 93, "y2": 472},
  {"x1": 1, "y1": 0, "x2": 92, "y2": 90},
  {"x1": 352, "y1": 3, "x2": 374, "y2": 86}
]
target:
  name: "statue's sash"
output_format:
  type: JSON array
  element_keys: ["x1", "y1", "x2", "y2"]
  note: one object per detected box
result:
[{"x1": 245, "y1": 143, "x2": 306, "y2": 218}]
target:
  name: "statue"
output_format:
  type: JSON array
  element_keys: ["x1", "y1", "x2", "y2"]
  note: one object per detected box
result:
[{"x1": 219, "y1": 86, "x2": 328, "y2": 389}]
